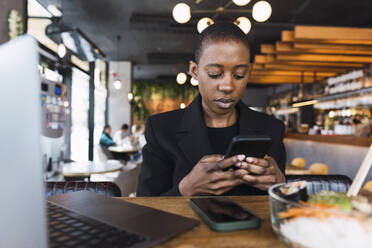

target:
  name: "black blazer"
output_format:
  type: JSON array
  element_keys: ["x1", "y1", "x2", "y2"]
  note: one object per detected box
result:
[{"x1": 137, "y1": 95, "x2": 286, "y2": 196}]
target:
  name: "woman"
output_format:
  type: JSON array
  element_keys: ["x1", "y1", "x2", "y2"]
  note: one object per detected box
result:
[{"x1": 137, "y1": 22, "x2": 286, "y2": 196}]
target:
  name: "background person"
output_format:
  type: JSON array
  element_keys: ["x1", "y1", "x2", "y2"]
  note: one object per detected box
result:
[
  {"x1": 114, "y1": 123, "x2": 130, "y2": 145},
  {"x1": 99, "y1": 124, "x2": 116, "y2": 147}
]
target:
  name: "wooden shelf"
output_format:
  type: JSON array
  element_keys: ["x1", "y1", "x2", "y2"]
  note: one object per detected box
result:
[{"x1": 285, "y1": 132, "x2": 372, "y2": 147}]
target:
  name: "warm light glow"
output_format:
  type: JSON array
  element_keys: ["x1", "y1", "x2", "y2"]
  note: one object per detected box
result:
[
  {"x1": 58, "y1": 44, "x2": 66, "y2": 58},
  {"x1": 172, "y1": 3, "x2": 191, "y2": 24},
  {"x1": 329, "y1": 111, "x2": 335, "y2": 118},
  {"x1": 176, "y1": 72, "x2": 187, "y2": 85},
  {"x1": 197, "y1": 17, "x2": 214, "y2": 33},
  {"x1": 180, "y1": 103, "x2": 186, "y2": 109},
  {"x1": 234, "y1": 17, "x2": 251, "y2": 34},
  {"x1": 64, "y1": 101, "x2": 69, "y2": 108},
  {"x1": 232, "y1": 0, "x2": 251, "y2": 6},
  {"x1": 252, "y1": 1, "x2": 272, "y2": 22},
  {"x1": 190, "y1": 77, "x2": 199, "y2": 86},
  {"x1": 128, "y1": 92, "x2": 134, "y2": 101},
  {"x1": 113, "y1": 79, "x2": 122, "y2": 90},
  {"x1": 292, "y1": 100, "x2": 318, "y2": 108}
]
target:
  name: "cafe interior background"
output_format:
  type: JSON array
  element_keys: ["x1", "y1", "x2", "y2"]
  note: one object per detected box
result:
[{"x1": 2, "y1": 0, "x2": 372, "y2": 194}]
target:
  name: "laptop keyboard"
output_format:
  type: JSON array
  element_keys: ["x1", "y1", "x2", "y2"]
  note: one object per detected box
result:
[{"x1": 47, "y1": 202, "x2": 148, "y2": 248}]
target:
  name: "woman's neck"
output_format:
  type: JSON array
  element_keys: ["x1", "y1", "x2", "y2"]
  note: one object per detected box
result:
[{"x1": 202, "y1": 102, "x2": 237, "y2": 128}]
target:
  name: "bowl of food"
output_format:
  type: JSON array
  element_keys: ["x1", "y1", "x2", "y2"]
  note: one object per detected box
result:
[{"x1": 269, "y1": 182, "x2": 372, "y2": 248}]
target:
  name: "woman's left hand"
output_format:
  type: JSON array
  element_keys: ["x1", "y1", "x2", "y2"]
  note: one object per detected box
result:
[{"x1": 233, "y1": 155, "x2": 285, "y2": 191}]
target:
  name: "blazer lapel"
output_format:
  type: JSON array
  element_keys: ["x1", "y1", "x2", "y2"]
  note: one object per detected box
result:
[{"x1": 177, "y1": 95, "x2": 214, "y2": 167}]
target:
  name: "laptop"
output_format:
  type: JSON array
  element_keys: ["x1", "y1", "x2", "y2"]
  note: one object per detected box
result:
[{"x1": 0, "y1": 35, "x2": 199, "y2": 248}]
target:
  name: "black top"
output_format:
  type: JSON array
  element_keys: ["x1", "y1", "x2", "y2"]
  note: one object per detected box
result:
[
  {"x1": 137, "y1": 95, "x2": 286, "y2": 196},
  {"x1": 207, "y1": 121, "x2": 239, "y2": 155}
]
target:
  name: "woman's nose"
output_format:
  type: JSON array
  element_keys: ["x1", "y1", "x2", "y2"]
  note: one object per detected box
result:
[{"x1": 218, "y1": 75, "x2": 234, "y2": 93}]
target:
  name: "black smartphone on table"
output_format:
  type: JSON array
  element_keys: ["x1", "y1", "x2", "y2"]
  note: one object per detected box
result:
[{"x1": 190, "y1": 197, "x2": 261, "y2": 232}]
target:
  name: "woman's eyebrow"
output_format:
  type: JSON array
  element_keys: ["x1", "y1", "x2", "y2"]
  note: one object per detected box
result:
[
  {"x1": 205, "y1": 64, "x2": 223, "y2": 68},
  {"x1": 234, "y1": 64, "x2": 249, "y2": 69}
]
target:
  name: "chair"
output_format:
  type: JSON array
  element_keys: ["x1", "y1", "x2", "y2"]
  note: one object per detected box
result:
[
  {"x1": 45, "y1": 181, "x2": 121, "y2": 197},
  {"x1": 286, "y1": 174, "x2": 352, "y2": 194},
  {"x1": 94, "y1": 144, "x2": 114, "y2": 162},
  {"x1": 114, "y1": 160, "x2": 142, "y2": 196}
]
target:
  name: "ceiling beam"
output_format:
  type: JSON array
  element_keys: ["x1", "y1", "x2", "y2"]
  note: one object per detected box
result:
[
  {"x1": 250, "y1": 69, "x2": 337, "y2": 77},
  {"x1": 255, "y1": 54, "x2": 365, "y2": 67},
  {"x1": 248, "y1": 76, "x2": 319, "y2": 84},
  {"x1": 295, "y1": 26, "x2": 372, "y2": 45},
  {"x1": 261, "y1": 63, "x2": 347, "y2": 72},
  {"x1": 274, "y1": 41, "x2": 372, "y2": 56},
  {"x1": 260, "y1": 44, "x2": 276, "y2": 54},
  {"x1": 276, "y1": 53, "x2": 372, "y2": 64}
]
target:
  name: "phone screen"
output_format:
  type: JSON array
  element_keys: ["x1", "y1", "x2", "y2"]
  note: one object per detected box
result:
[
  {"x1": 224, "y1": 135, "x2": 272, "y2": 159},
  {"x1": 190, "y1": 197, "x2": 258, "y2": 223}
]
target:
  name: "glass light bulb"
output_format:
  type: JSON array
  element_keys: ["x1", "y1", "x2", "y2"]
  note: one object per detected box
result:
[
  {"x1": 234, "y1": 17, "x2": 251, "y2": 34},
  {"x1": 232, "y1": 0, "x2": 251, "y2": 6},
  {"x1": 113, "y1": 79, "x2": 122, "y2": 90},
  {"x1": 197, "y1": 17, "x2": 214, "y2": 33},
  {"x1": 180, "y1": 103, "x2": 186, "y2": 109},
  {"x1": 58, "y1": 44, "x2": 66, "y2": 58},
  {"x1": 172, "y1": 3, "x2": 191, "y2": 24},
  {"x1": 128, "y1": 92, "x2": 134, "y2": 101},
  {"x1": 176, "y1": 72, "x2": 187, "y2": 85},
  {"x1": 190, "y1": 77, "x2": 199, "y2": 86},
  {"x1": 252, "y1": 1, "x2": 272, "y2": 22}
]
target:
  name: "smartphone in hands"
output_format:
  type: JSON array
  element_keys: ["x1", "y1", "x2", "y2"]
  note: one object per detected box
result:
[
  {"x1": 190, "y1": 197, "x2": 261, "y2": 232},
  {"x1": 223, "y1": 135, "x2": 272, "y2": 170}
]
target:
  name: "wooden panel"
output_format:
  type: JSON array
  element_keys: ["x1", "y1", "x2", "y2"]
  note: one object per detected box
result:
[
  {"x1": 262, "y1": 63, "x2": 347, "y2": 72},
  {"x1": 276, "y1": 53, "x2": 372, "y2": 64},
  {"x1": 248, "y1": 75, "x2": 321, "y2": 84},
  {"x1": 267, "y1": 60, "x2": 364, "y2": 68},
  {"x1": 254, "y1": 55, "x2": 267, "y2": 63},
  {"x1": 251, "y1": 70, "x2": 336, "y2": 77},
  {"x1": 294, "y1": 43, "x2": 372, "y2": 52},
  {"x1": 252, "y1": 63, "x2": 265, "y2": 69},
  {"x1": 261, "y1": 44, "x2": 276, "y2": 54},
  {"x1": 282, "y1": 30, "x2": 294, "y2": 42},
  {"x1": 295, "y1": 26, "x2": 372, "y2": 43}
]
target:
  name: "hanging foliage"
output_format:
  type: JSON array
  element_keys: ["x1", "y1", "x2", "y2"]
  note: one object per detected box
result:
[{"x1": 131, "y1": 80, "x2": 199, "y2": 124}]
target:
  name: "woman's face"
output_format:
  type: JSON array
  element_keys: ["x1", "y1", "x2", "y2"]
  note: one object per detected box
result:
[{"x1": 189, "y1": 40, "x2": 251, "y2": 115}]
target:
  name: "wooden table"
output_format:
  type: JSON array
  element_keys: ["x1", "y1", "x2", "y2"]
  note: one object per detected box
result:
[
  {"x1": 62, "y1": 161, "x2": 123, "y2": 178},
  {"x1": 119, "y1": 196, "x2": 286, "y2": 248}
]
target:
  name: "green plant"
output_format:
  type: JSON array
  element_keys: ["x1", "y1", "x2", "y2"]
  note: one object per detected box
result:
[{"x1": 131, "y1": 80, "x2": 199, "y2": 123}]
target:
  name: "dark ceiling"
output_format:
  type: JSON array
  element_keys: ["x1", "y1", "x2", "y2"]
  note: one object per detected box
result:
[{"x1": 41, "y1": 0, "x2": 372, "y2": 80}]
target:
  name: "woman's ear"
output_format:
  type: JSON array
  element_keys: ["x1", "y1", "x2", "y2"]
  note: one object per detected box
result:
[{"x1": 189, "y1": 60, "x2": 198, "y2": 80}]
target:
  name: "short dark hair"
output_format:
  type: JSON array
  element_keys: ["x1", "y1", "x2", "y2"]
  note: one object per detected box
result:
[
  {"x1": 194, "y1": 21, "x2": 250, "y2": 63},
  {"x1": 103, "y1": 124, "x2": 111, "y2": 130},
  {"x1": 121, "y1": 124, "x2": 129, "y2": 130}
]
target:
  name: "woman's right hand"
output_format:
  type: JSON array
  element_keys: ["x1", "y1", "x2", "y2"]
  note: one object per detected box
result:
[{"x1": 178, "y1": 154, "x2": 246, "y2": 196}]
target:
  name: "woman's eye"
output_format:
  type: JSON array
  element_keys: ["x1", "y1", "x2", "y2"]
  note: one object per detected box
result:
[
  {"x1": 234, "y1": 75, "x2": 245, "y2": 80},
  {"x1": 208, "y1": 74, "x2": 221, "y2": 79}
]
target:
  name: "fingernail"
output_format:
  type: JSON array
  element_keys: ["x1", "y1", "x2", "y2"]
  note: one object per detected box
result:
[
  {"x1": 236, "y1": 162, "x2": 242, "y2": 168},
  {"x1": 246, "y1": 157, "x2": 254, "y2": 163},
  {"x1": 237, "y1": 154, "x2": 245, "y2": 161}
]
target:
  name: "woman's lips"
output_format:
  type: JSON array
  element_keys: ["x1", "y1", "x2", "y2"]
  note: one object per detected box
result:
[{"x1": 214, "y1": 98, "x2": 234, "y2": 109}]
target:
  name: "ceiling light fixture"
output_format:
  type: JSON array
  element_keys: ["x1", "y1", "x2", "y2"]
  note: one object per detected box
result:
[
  {"x1": 234, "y1": 17, "x2": 251, "y2": 34},
  {"x1": 180, "y1": 103, "x2": 186, "y2": 109},
  {"x1": 172, "y1": 0, "x2": 271, "y2": 34},
  {"x1": 113, "y1": 79, "x2": 122, "y2": 90},
  {"x1": 197, "y1": 17, "x2": 214, "y2": 33},
  {"x1": 113, "y1": 35, "x2": 122, "y2": 90},
  {"x1": 232, "y1": 0, "x2": 251, "y2": 6},
  {"x1": 176, "y1": 72, "x2": 187, "y2": 85},
  {"x1": 172, "y1": 3, "x2": 191, "y2": 24},
  {"x1": 252, "y1": 1, "x2": 272, "y2": 22},
  {"x1": 128, "y1": 92, "x2": 134, "y2": 101}
]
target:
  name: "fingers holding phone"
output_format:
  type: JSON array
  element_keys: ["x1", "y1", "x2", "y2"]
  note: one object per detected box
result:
[
  {"x1": 234, "y1": 155, "x2": 285, "y2": 191},
  {"x1": 179, "y1": 154, "x2": 246, "y2": 196}
]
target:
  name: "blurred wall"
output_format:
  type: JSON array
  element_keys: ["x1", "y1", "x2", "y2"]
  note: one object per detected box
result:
[
  {"x1": 241, "y1": 86, "x2": 269, "y2": 108},
  {"x1": 108, "y1": 61, "x2": 131, "y2": 134},
  {"x1": 0, "y1": 0, "x2": 24, "y2": 44}
]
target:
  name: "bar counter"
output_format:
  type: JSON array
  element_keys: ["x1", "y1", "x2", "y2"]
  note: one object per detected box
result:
[{"x1": 285, "y1": 132, "x2": 372, "y2": 147}]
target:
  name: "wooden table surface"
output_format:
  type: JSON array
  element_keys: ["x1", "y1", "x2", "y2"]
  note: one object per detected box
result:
[{"x1": 119, "y1": 196, "x2": 286, "y2": 248}]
